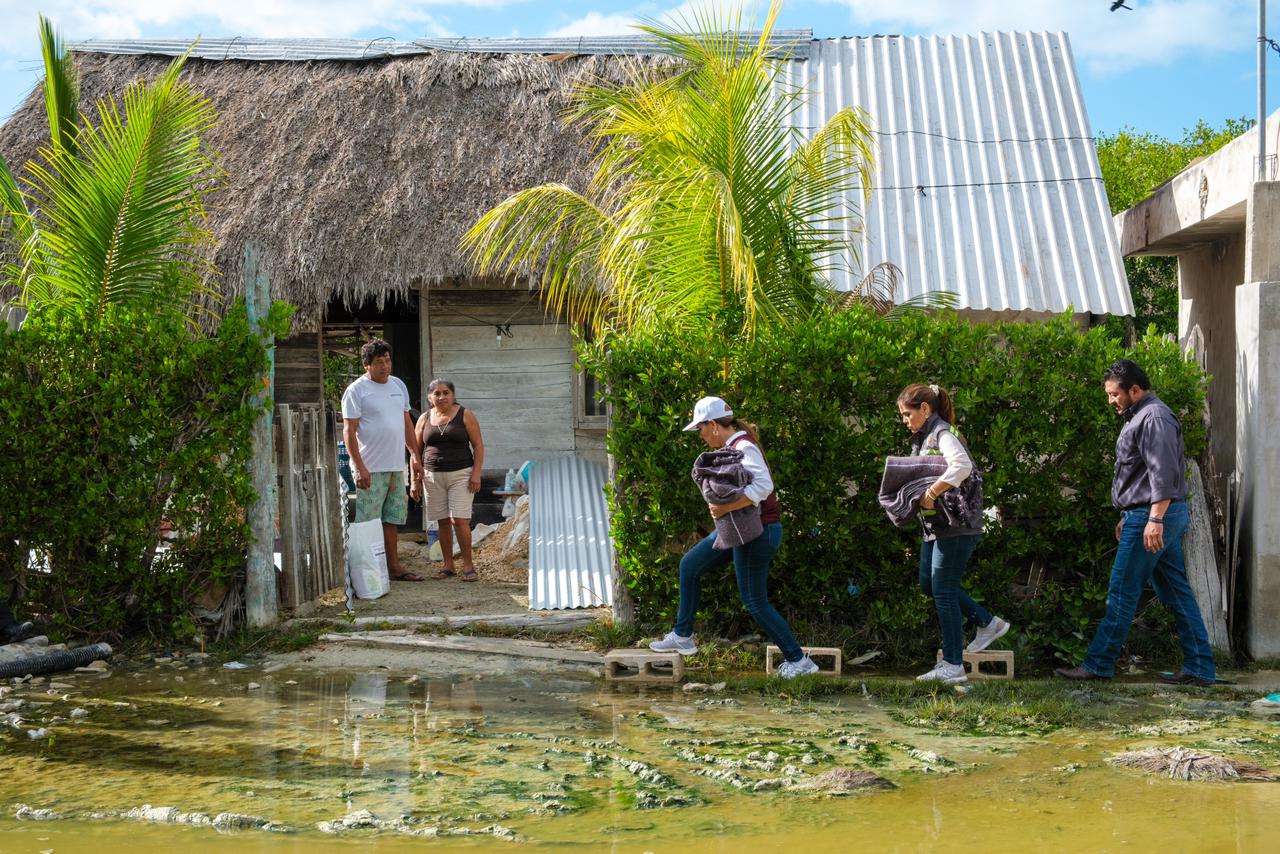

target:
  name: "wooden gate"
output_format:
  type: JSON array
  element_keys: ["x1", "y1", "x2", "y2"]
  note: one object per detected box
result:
[{"x1": 275, "y1": 403, "x2": 346, "y2": 610}]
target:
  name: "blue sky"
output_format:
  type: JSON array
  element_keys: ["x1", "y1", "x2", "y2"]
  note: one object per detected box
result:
[{"x1": 0, "y1": 0, "x2": 1271, "y2": 139}]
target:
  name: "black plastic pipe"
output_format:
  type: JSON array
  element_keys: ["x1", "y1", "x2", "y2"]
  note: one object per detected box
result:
[{"x1": 0, "y1": 642, "x2": 113, "y2": 679}]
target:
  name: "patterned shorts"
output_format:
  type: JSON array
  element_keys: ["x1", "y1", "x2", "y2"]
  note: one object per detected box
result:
[{"x1": 354, "y1": 471, "x2": 408, "y2": 525}]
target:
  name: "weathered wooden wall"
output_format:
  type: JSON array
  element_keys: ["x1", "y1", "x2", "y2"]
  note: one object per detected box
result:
[
  {"x1": 276, "y1": 332, "x2": 323, "y2": 406},
  {"x1": 275, "y1": 403, "x2": 346, "y2": 610},
  {"x1": 427, "y1": 288, "x2": 577, "y2": 472}
]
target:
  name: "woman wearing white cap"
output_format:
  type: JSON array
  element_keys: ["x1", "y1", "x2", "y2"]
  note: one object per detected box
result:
[{"x1": 649, "y1": 396, "x2": 818, "y2": 679}]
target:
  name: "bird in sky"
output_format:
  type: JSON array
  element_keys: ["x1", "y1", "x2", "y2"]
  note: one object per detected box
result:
[{"x1": 1110, "y1": 0, "x2": 1133, "y2": 10}]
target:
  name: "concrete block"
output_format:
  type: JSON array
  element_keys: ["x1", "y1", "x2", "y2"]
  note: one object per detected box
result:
[
  {"x1": 765, "y1": 645, "x2": 842, "y2": 677},
  {"x1": 604, "y1": 650, "x2": 684, "y2": 683},
  {"x1": 936, "y1": 649, "x2": 1014, "y2": 680}
]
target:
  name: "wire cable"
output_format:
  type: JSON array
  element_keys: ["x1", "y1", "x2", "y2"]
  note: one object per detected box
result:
[
  {"x1": 870, "y1": 176, "x2": 1103, "y2": 194},
  {"x1": 791, "y1": 125, "x2": 1097, "y2": 145}
]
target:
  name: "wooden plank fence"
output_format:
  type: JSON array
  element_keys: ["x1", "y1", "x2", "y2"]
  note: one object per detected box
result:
[{"x1": 274, "y1": 403, "x2": 346, "y2": 610}]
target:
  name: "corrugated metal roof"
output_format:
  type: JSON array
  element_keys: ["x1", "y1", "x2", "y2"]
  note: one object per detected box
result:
[
  {"x1": 68, "y1": 31, "x2": 812, "y2": 62},
  {"x1": 781, "y1": 33, "x2": 1131, "y2": 316},
  {"x1": 528, "y1": 456, "x2": 615, "y2": 610}
]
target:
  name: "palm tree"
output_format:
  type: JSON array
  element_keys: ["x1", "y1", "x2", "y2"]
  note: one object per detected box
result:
[
  {"x1": 0, "y1": 17, "x2": 219, "y2": 327},
  {"x1": 462, "y1": 1, "x2": 885, "y2": 341}
]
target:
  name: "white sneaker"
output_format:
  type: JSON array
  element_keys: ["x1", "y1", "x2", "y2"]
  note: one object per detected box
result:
[
  {"x1": 777, "y1": 655, "x2": 819, "y2": 679},
  {"x1": 917, "y1": 661, "x2": 967, "y2": 684},
  {"x1": 648, "y1": 631, "x2": 698, "y2": 656},
  {"x1": 966, "y1": 616, "x2": 1011, "y2": 653}
]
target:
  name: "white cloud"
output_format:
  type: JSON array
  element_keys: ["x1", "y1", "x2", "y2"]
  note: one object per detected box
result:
[
  {"x1": 0, "y1": 1, "x2": 510, "y2": 52},
  {"x1": 545, "y1": 11, "x2": 643, "y2": 38},
  {"x1": 823, "y1": 0, "x2": 1254, "y2": 74},
  {"x1": 544, "y1": 1, "x2": 770, "y2": 39}
]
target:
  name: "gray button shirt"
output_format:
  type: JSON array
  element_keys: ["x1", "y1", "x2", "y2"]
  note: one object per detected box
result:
[{"x1": 1111, "y1": 393, "x2": 1187, "y2": 509}]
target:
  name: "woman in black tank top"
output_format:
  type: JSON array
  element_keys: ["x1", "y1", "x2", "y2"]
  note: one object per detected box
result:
[{"x1": 414, "y1": 379, "x2": 486, "y2": 580}]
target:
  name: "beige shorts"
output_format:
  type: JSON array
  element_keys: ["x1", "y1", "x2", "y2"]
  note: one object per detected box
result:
[{"x1": 425, "y1": 467, "x2": 475, "y2": 521}]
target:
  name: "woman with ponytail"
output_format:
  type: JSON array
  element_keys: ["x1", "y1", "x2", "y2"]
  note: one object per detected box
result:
[
  {"x1": 896, "y1": 383, "x2": 1010, "y2": 684},
  {"x1": 648, "y1": 396, "x2": 817, "y2": 679}
]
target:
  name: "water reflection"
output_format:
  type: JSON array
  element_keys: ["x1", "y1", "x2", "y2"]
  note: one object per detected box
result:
[{"x1": 0, "y1": 667, "x2": 1277, "y2": 852}]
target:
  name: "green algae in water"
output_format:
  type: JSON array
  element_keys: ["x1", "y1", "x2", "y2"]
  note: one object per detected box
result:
[{"x1": 2, "y1": 668, "x2": 1280, "y2": 851}]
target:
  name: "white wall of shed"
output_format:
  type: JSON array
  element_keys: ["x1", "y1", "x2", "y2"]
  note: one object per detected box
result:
[{"x1": 430, "y1": 321, "x2": 575, "y2": 472}]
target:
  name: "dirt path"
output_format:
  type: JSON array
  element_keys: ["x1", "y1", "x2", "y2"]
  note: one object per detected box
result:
[{"x1": 303, "y1": 527, "x2": 537, "y2": 621}]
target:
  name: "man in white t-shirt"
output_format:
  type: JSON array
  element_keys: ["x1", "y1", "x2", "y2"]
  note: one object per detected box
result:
[{"x1": 341, "y1": 339, "x2": 424, "y2": 581}]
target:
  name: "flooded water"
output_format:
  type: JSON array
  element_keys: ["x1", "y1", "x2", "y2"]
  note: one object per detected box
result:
[{"x1": 2, "y1": 661, "x2": 1279, "y2": 852}]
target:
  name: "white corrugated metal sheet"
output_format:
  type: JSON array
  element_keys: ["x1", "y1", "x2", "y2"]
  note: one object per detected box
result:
[
  {"x1": 68, "y1": 31, "x2": 811, "y2": 62},
  {"x1": 528, "y1": 456, "x2": 614, "y2": 610},
  {"x1": 782, "y1": 33, "x2": 1131, "y2": 317}
]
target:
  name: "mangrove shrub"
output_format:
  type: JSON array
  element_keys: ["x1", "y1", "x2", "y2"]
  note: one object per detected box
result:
[
  {"x1": 0, "y1": 300, "x2": 290, "y2": 639},
  {"x1": 581, "y1": 310, "x2": 1207, "y2": 666}
]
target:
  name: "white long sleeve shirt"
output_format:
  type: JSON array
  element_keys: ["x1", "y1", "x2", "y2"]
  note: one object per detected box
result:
[
  {"x1": 726, "y1": 431, "x2": 774, "y2": 504},
  {"x1": 936, "y1": 429, "x2": 974, "y2": 487}
]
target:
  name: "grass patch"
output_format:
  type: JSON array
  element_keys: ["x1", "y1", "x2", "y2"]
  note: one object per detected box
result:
[
  {"x1": 717, "y1": 674, "x2": 1252, "y2": 734},
  {"x1": 211, "y1": 620, "x2": 352, "y2": 661},
  {"x1": 580, "y1": 618, "x2": 644, "y2": 651},
  {"x1": 892, "y1": 682, "x2": 1092, "y2": 734},
  {"x1": 687, "y1": 641, "x2": 763, "y2": 676}
]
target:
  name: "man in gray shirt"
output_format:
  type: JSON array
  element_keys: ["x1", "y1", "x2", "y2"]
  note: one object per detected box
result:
[
  {"x1": 342, "y1": 339, "x2": 423, "y2": 582},
  {"x1": 1056, "y1": 360, "x2": 1216, "y2": 686}
]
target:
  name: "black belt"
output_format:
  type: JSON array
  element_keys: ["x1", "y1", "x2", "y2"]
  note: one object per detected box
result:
[{"x1": 1121, "y1": 499, "x2": 1182, "y2": 512}]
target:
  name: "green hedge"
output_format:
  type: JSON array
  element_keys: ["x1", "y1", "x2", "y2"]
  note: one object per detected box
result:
[
  {"x1": 580, "y1": 310, "x2": 1207, "y2": 666},
  {"x1": 0, "y1": 300, "x2": 291, "y2": 640}
]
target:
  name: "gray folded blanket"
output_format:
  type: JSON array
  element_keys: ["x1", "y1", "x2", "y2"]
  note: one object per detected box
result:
[
  {"x1": 879, "y1": 455, "x2": 948, "y2": 528},
  {"x1": 692, "y1": 447, "x2": 764, "y2": 549}
]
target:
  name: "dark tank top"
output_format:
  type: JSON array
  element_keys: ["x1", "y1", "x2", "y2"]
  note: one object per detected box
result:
[{"x1": 423, "y1": 406, "x2": 473, "y2": 472}]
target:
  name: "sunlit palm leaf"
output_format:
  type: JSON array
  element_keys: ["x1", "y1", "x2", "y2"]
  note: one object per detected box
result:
[
  {"x1": 39, "y1": 15, "x2": 79, "y2": 157},
  {"x1": 462, "y1": 0, "x2": 877, "y2": 340},
  {"x1": 11, "y1": 33, "x2": 219, "y2": 325}
]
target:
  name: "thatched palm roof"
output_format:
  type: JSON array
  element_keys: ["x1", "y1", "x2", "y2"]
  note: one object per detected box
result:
[{"x1": 0, "y1": 50, "x2": 629, "y2": 328}]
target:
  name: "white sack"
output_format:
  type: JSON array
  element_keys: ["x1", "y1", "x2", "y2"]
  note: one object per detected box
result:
[{"x1": 347, "y1": 519, "x2": 390, "y2": 599}]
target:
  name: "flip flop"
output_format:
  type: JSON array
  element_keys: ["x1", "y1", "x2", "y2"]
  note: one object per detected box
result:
[
  {"x1": 432, "y1": 568, "x2": 457, "y2": 580},
  {"x1": 461, "y1": 569, "x2": 480, "y2": 582},
  {"x1": 390, "y1": 570, "x2": 426, "y2": 582}
]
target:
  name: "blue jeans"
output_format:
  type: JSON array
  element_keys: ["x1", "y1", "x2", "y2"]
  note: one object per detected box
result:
[
  {"x1": 1082, "y1": 500, "x2": 1215, "y2": 680},
  {"x1": 919, "y1": 535, "x2": 986, "y2": 665},
  {"x1": 672, "y1": 522, "x2": 804, "y2": 662}
]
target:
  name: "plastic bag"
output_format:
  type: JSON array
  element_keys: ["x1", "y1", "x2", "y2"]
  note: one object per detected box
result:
[{"x1": 347, "y1": 519, "x2": 390, "y2": 599}]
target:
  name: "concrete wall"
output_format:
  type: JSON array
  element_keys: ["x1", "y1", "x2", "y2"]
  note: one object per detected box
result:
[
  {"x1": 1178, "y1": 233, "x2": 1244, "y2": 504},
  {"x1": 1235, "y1": 181, "x2": 1280, "y2": 658},
  {"x1": 1234, "y1": 280, "x2": 1280, "y2": 658}
]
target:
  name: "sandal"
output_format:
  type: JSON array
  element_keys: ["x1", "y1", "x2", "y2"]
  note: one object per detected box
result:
[
  {"x1": 432, "y1": 568, "x2": 457, "y2": 580},
  {"x1": 461, "y1": 569, "x2": 479, "y2": 582},
  {"x1": 389, "y1": 570, "x2": 426, "y2": 582}
]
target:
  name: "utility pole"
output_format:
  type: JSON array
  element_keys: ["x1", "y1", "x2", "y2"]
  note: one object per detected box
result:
[
  {"x1": 244, "y1": 241, "x2": 279, "y2": 627},
  {"x1": 1260, "y1": 0, "x2": 1268, "y2": 179}
]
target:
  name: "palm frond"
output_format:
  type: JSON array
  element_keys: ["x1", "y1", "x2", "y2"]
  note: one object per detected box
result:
[
  {"x1": 883, "y1": 290, "x2": 960, "y2": 320},
  {"x1": 19, "y1": 42, "x2": 219, "y2": 323},
  {"x1": 837, "y1": 262, "x2": 958, "y2": 320},
  {"x1": 0, "y1": 151, "x2": 45, "y2": 298},
  {"x1": 38, "y1": 15, "x2": 80, "y2": 157},
  {"x1": 460, "y1": 183, "x2": 623, "y2": 335},
  {"x1": 463, "y1": 0, "x2": 877, "y2": 340}
]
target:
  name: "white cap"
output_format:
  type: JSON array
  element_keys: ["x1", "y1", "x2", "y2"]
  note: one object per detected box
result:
[{"x1": 683, "y1": 396, "x2": 733, "y2": 431}]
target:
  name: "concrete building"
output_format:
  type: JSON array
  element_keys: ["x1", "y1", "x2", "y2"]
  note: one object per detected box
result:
[{"x1": 1114, "y1": 111, "x2": 1280, "y2": 657}]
